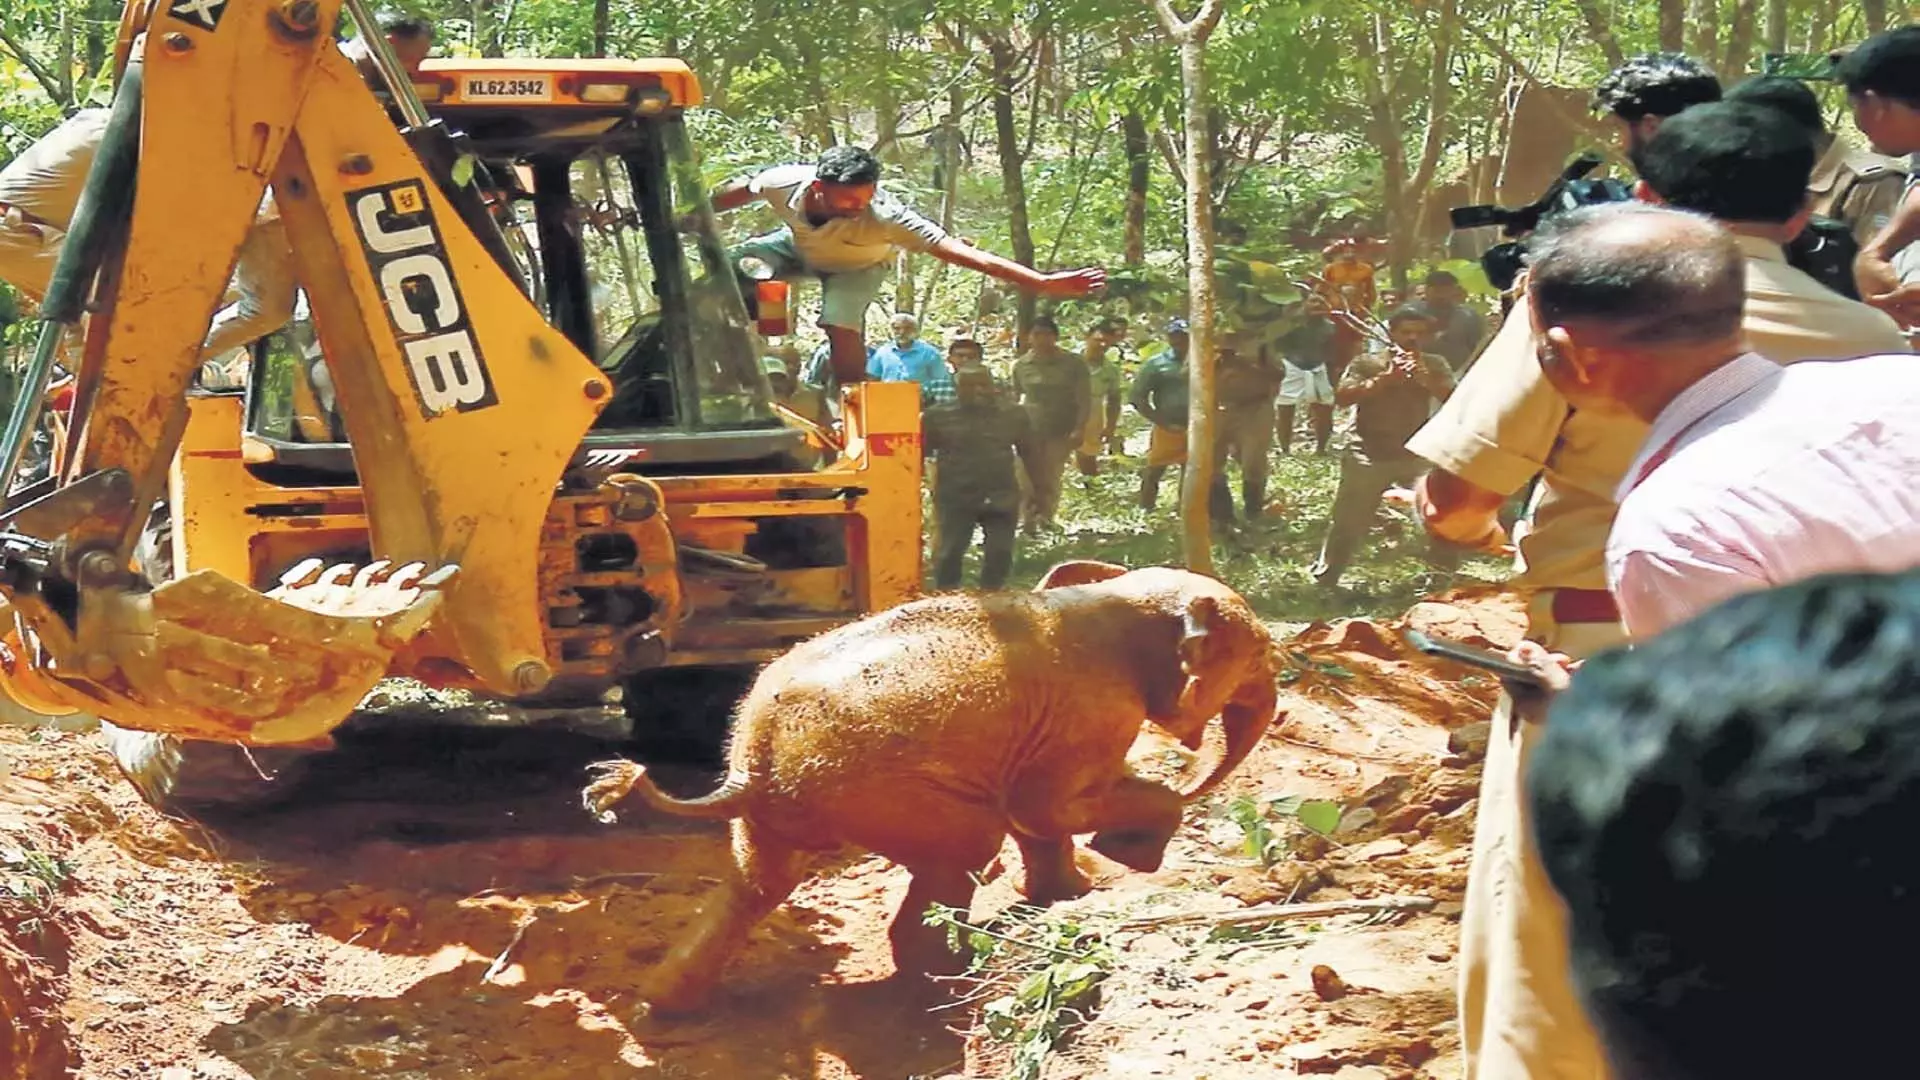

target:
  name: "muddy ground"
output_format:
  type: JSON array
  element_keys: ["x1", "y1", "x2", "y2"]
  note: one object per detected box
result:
[{"x1": 0, "y1": 589, "x2": 1521, "y2": 1080}]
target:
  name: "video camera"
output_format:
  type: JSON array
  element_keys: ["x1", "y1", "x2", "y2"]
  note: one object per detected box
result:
[{"x1": 1449, "y1": 152, "x2": 1634, "y2": 292}]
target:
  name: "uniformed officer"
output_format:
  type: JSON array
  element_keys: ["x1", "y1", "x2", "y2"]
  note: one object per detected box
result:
[
  {"x1": 1074, "y1": 318, "x2": 1126, "y2": 476},
  {"x1": 1836, "y1": 27, "x2": 1920, "y2": 332},
  {"x1": 1211, "y1": 328, "x2": 1285, "y2": 521},
  {"x1": 924, "y1": 365, "x2": 1034, "y2": 590},
  {"x1": 1128, "y1": 319, "x2": 1192, "y2": 511},
  {"x1": 1410, "y1": 99, "x2": 1910, "y2": 1080},
  {"x1": 1009, "y1": 315, "x2": 1092, "y2": 534},
  {"x1": 1728, "y1": 74, "x2": 1909, "y2": 246},
  {"x1": 1314, "y1": 308, "x2": 1457, "y2": 586}
]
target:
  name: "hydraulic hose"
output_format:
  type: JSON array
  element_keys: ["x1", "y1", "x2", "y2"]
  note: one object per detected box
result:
[{"x1": 0, "y1": 59, "x2": 144, "y2": 505}]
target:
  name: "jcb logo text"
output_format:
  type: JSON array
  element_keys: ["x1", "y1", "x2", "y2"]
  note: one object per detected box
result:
[{"x1": 347, "y1": 182, "x2": 498, "y2": 417}]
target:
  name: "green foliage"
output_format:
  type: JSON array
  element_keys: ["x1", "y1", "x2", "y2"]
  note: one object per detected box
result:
[
  {"x1": 925, "y1": 902, "x2": 1115, "y2": 1080},
  {"x1": 1224, "y1": 792, "x2": 1342, "y2": 866},
  {"x1": 2, "y1": 841, "x2": 74, "y2": 913}
]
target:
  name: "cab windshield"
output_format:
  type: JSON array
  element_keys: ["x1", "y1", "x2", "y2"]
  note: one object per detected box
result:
[
  {"x1": 540, "y1": 118, "x2": 775, "y2": 431},
  {"x1": 247, "y1": 114, "x2": 776, "y2": 448}
]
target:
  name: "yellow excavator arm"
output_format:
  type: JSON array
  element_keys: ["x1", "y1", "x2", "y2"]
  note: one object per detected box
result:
[{"x1": 0, "y1": 0, "x2": 610, "y2": 743}]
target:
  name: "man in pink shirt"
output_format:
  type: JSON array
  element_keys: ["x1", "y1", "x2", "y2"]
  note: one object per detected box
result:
[{"x1": 1528, "y1": 200, "x2": 1920, "y2": 639}]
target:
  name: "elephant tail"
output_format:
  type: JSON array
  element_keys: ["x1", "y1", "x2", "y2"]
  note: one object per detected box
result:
[{"x1": 584, "y1": 758, "x2": 752, "y2": 823}]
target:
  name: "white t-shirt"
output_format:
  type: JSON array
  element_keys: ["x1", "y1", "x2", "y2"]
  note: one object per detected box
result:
[{"x1": 749, "y1": 163, "x2": 948, "y2": 273}]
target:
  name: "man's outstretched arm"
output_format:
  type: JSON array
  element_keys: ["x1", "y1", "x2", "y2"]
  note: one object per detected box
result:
[
  {"x1": 704, "y1": 174, "x2": 762, "y2": 214},
  {"x1": 925, "y1": 236, "x2": 1107, "y2": 298}
]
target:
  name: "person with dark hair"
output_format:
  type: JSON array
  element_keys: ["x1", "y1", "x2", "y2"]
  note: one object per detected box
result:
[
  {"x1": 1727, "y1": 74, "x2": 1908, "y2": 247},
  {"x1": 1211, "y1": 328, "x2": 1285, "y2": 522},
  {"x1": 1311, "y1": 306, "x2": 1456, "y2": 588},
  {"x1": 1591, "y1": 52, "x2": 1723, "y2": 169},
  {"x1": 1836, "y1": 25, "x2": 1920, "y2": 328},
  {"x1": 923, "y1": 365, "x2": 1035, "y2": 590},
  {"x1": 1634, "y1": 100, "x2": 1907, "y2": 349},
  {"x1": 706, "y1": 147, "x2": 1106, "y2": 387},
  {"x1": 1408, "y1": 91, "x2": 1908, "y2": 1080},
  {"x1": 1420, "y1": 269, "x2": 1486, "y2": 372},
  {"x1": 1527, "y1": 201, "x2": 1920, "y2": 638},
  {"x1": 1276, "y1": 295, "x2": 1338, "y2": 455},
  {"x1": 1528, "y1": 569, "x2": 1920, "y2": 1080},
  {"x1": 1073, "y1": 319, "x2": 1125, "y2": 476},
  {"x1": 1129, "y1": 320, "x2": 1192, "y2": 510},
  {"x1": 1009, "y1": 315, "x2": 1091, "y2": 534}
]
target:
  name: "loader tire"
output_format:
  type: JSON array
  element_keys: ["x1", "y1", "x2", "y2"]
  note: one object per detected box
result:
[
  {"x1": 621, "y1": 665, "x2": 756, "y2": 767},
  {"x1": 100, "y1": 502, "x2": 310, "y2": 812}
]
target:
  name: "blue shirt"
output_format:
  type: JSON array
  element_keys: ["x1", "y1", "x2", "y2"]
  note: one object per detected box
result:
[{"x1": 869, "y1": 339, "x2": 957, "y2": 407}]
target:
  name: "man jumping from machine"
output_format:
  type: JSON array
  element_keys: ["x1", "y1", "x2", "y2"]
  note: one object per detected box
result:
[{"x1": 704, "y1": 146, "x2": 1107, "y2": 386}]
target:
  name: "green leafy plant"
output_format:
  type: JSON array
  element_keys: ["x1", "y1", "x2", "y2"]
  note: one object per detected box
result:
[
  {"x1": 1, "y1": 842, "x2": 73, "y2": 913},
  {"x1": 925, "y1": 903, "x2": 1115, "y2": 1080},
  {"x1": 1224, "y1": 792, "x2": 1342, "y2": 866}
]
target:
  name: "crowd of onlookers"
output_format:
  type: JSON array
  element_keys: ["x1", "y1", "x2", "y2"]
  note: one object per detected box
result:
[{"x1": 762, "y1": 268, "x2": 1495, "y2": 592}]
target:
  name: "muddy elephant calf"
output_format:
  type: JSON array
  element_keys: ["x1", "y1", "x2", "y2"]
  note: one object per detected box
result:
[{"x1": 583, "y1": 560, "x2": 1281, "y2": 1014}]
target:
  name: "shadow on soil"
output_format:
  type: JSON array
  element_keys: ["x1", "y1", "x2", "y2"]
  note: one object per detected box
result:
[{"x1": 179, "y1": 727, "x2": 963, "y2": 1079}]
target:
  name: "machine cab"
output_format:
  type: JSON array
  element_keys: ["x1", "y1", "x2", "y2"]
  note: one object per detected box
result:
[{"x1": 241, "y1": 57, "x2": 799, "y2": 479}]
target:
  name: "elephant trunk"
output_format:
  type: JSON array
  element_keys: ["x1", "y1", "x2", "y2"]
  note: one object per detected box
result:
[{"x1": 1182, "y1": 676, "x2": 1280, "y2": 800}]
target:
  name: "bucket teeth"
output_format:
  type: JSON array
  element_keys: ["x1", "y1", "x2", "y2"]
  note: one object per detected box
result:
[{"x1": 8, "y1": 560, "x2": 464, "y2": 746}]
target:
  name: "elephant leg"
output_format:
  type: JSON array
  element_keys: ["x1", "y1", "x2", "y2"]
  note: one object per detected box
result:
[
  {"x1": 1086, "y1": 776, "x2": 1187, "y2": 873},
  {"x1": 890, "y1": 863, "x2": 982, "y2": 979},
  {"x1": 646, "y1": 819, "x2": 808, "y2": 1016},
  {"x1": 1015, "y1": 833, "x2": 1093, "y2": 904}
]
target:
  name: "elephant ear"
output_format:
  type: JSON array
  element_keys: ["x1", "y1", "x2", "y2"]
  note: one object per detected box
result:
[
  {"x1": 1172, "y1": 595, "x2": 1220, "y2": 732},
  {"x1": 1034, "y1": 560, "x2": 1131, "y2": 591}
]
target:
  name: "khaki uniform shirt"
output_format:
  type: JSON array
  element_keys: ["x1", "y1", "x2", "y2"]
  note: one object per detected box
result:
[
  {"x1": 1407, "y1": 233, "x2": 1912, "y2": 593},
  {"x1": 1809, "y1": 138, "x2": 1909, "y2": 247}
]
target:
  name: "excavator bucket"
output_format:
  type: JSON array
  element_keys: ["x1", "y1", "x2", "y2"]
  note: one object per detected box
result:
[{"x1": 2, "y1": 560, "x2": 454, "y2": 747}]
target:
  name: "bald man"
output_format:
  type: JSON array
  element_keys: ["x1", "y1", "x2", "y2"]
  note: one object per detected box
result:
[{"x1": 1529, "y1": 202, "x2": 1920, "y2": 638}]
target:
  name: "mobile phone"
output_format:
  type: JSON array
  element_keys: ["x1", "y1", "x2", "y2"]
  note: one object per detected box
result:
[{"x1": 1402, "y1": 629, "x2": 1550, "y2": 690}]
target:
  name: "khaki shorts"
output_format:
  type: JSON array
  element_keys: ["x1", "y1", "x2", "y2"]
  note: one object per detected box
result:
[{"x1": 1146, "y1": 425, "x2": 1187, "y2": 467}]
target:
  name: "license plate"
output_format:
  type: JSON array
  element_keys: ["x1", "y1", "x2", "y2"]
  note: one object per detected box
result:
[{"x1": 460, "y1": 75, "x2": 553, "y2": 102}]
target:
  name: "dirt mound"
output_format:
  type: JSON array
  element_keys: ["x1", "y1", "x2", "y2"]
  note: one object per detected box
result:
[{"x1": 0, "y1": 590, "x2": 1519, "y2": 1079}]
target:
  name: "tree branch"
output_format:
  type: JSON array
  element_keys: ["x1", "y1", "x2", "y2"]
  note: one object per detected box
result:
[
  {"x1": 1571, "y1": 0, "x2": 1626, "y2": 67},
  {"x1": 1149, "y1": 0, "x2": 1225, "y2": 42},
  {"x1": 0, "y1": 24, "x2": 72, "y2": 109}
]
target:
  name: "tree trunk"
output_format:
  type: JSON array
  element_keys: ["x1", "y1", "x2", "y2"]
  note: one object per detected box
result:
[
  {"x1": 917, "y1": 83, "x2": 968, "y2": 319},
  {"x1": 1406, "y1": 0, "x2": 1458, "y2": 254},
  {"x1": 1765, "y1": 0, "x2": 1788, "y2": 53},
  {"x1": 1687, "y1": 0, "x2": 1719, "y2": 66},
  {"x1": 1723, "y1": 0, "x2": 1760, "y2": 79},
  {"x1": 988, "y1": 36, "x2": 1039, "y2": 340},
  {"x1": 1177, "y1": 37, "x2": 1219, "y2": 574},
  {"x1": 593, "y1": 0, "x2": 610, "y2": 56},
  {"x1": 1354, "y1": 14, "x2": 1412, "y2": 289},
  {"x1": 1151, "y1": 0, "x2": 1227, "y2": 574},
  {"x1": 1659, "y1": 0, "x2": 1685, "y2": 51},
  {"x1": 1123, "y1": 109, "x2": 1150, "y2": 266},
  {"x1": 1861, "y1": 0, "x2": 1889, "y2": 34},
  {"x1": 1572, "y1": 0, "x2": 1626, "y2": 66}
]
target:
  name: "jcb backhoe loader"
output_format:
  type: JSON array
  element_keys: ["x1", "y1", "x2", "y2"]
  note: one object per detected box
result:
[{"x1": 0, "y1": 0, "x2": 923, "y2": 804}]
